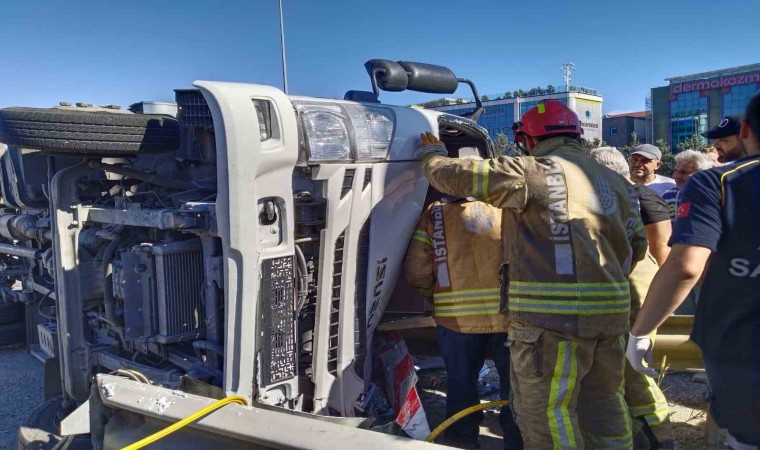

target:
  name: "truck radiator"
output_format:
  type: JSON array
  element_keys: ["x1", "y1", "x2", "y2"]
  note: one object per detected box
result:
[
  {"x1": 117, "y1": 239, "x2": 206, "y2": 344},
  {"x1": 153, "y1": 240, "x2": 206, "y2": 343}
]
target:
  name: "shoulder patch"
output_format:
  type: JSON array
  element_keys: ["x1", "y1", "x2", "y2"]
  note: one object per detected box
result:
[
  {"x1": 676, "y1": 202, "x2": 691, "y2": 218},
  {"x1": 463, "y1": 202, "x2": 495, "y2": 234}
]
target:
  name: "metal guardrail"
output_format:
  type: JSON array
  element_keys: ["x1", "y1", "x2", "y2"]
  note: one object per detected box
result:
[{"x1": 379, "y1": 314, "x2": 703, "y2": 371}]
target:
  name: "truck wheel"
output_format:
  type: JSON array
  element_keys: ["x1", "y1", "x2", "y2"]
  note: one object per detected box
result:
[
  {"x1": 0, "y1": 107, "x2": 180, "y2": 155},
  {"x1": 0, "y1": 299, "x2": 24, "y2": 324},
  {"x1": 0, "y1": 321, "x2": 25, "y2": 347},
  {"x1": 17, "y1": 396, "x2": 91, "y2": 450}
]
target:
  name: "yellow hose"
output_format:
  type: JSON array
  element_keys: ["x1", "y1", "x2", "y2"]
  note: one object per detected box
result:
[
  {"x1": 124, "y1": 369, "x2": 151, "y2": 384},
  {"x1": 425, "y1": 400, "x2": 509, "y2": 443},
  {"x1": 121, "y1": 395, "x2": 248, "y2": 450}
]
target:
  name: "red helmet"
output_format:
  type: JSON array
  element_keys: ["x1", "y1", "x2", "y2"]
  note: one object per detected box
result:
[{"x1": 516, "y1": 100, "x2": 583, "y2": 138}]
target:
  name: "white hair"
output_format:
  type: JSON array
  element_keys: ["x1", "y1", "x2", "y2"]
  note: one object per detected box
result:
[
  {"x1": 674, "y1": 149, "x2": 712, "y2": 171},
  {"x1": 587, "y1": 146, "x2": 629, "y2": 178}
]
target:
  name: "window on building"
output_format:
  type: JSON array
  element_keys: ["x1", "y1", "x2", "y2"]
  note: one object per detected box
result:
[
  {"x1": 670, "y1": 92, "x2": 708, "y2": 148},
  {"x1": 610, "y1": 127, "x2": 618, "y2": 136},
  {"x1": 477, "y1": 105, "x2": 515, "y2": 140},
  {"x1": 670, "y1": 91, "x2": 708, "y2": 118},
  {"x1": 722, "y1": 83, "x2": 760, "y2": 117},
  {"x1": 670, "y1": 117, "x2": 706, "y2": 150}
]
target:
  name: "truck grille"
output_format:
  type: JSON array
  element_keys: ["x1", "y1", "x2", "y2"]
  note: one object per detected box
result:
[
  {"x1": 175, "y1": 89, "x2": 213, "y2": 128},
  {"x1": 327, "y1": 232, "x2": 345, "y2": 375},
  {"x1": 353, "y1": 219, "x2": 370, "y2": 378},
  {"x1": 260, "y1": 256, "x2": 297, "y2": 386},
  {"x1": 341, "y1": 169, "x2": 355, "y2": 199}
]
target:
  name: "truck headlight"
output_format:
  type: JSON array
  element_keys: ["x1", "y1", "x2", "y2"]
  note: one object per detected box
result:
[
  {"x1": 295, "y1": 102, "x2": 395, "y2": 162},
  {"x1": 297, "y1": 104, "x2": 351, "y2": 161},
  {"x1": 345, "y1": 105, "x2": 395, "y2": 160}
]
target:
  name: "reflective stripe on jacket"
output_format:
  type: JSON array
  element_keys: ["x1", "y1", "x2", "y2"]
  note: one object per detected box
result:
[
  {"x1": 404, "y1": 200, "x2": 510, "y2": 334},
  {"x1": 423, "y1": 137, "x2": 648, "y2": 337}
]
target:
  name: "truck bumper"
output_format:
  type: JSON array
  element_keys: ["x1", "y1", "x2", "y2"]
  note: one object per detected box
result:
[{"x1": 89, "y1": 374, "x2": 442, "y2": 449}]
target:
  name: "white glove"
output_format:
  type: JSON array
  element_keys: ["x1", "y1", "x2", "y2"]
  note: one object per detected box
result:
[
  {"x1": 626, "y1": 333, "x2": 659, "y2": 378},
  {"x1": 420, "y1": 132, "x2": 447, "y2": 158}
]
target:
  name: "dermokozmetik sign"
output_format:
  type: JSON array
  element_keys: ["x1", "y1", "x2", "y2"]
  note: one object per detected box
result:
[{"x1": 670, "y1": 71, "x2": 760, "y2": 95}]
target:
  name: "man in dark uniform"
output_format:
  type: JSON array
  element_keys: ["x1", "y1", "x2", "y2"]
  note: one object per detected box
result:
[{"x1": 627, "y1": 92, "x2": 760, "y2": 449}]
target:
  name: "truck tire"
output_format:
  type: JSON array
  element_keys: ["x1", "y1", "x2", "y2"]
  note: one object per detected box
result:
[
  {"x1": 0, "y1": 107, "x2": 180, "y2": 155},
  {"x1": 0, "y1": 299, "x2": 24, "y2": 325},
  {"x1": 0, "y1": 321, "x2": 25, "y2": 347},
  {"x1": 17, "y1": 396, "x2": 91, "y2": 450}
]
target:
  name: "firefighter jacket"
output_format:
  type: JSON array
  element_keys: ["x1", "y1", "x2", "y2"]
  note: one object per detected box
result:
[
  {"x1": 422, "y1": 137, "x2": 648, "y2": 338},
  {"x1": 404, "y1": 199, "x2": 510, "y2": 334}
]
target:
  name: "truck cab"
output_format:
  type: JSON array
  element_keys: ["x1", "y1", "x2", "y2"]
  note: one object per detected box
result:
[{"x1": 0, "y1": 60, "x2": 493, "y2": 448}]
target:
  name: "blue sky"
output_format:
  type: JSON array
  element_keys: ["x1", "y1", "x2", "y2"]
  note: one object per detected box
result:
[{"x1": 1, "y1": 0, "x2": 758, "y2": 113}]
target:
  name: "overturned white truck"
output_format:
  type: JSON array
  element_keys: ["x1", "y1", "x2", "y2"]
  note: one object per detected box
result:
[{"x1": 0, "y1": 60, "x2": 495, "y2": 449}]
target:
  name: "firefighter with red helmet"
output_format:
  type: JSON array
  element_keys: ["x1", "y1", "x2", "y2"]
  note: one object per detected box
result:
[{"x1": 420, "y1": 100, "x2": 648, "y2": 449}]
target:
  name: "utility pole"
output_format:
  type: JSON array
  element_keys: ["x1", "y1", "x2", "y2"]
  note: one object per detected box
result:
[
  {"x1": 561, "y1": 62, "x2": 575, "y2": 92},
  {"x1": 645, "y1": 96, "x2": 653, "y2": 144},
  {"x1": 279, "y1": 0, "x2": 289, "y2": 94}
]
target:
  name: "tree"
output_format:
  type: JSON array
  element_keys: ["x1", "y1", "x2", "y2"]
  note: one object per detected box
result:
[
  {"x1": 504, "y1": 92, "x2": 513, "y2": 99},
  {"x1": 495, "y1": 132, "x2": 509, "y2": 156},
  {"x1": 545, "y1": 84, "x2": 556, "y2": 94},
  {"x1": 580, "y1": 137, "x2": 606, "y2": 150},
  {"x1": 676, "y1": 134, "x2": 705, "y2": 153},
  {"x1": 656, "y1": 138, "x2": 675, "y2": 177},
  {"x1": 481, "y1": 95, "x2": 490, "y2": 102},
  {"x1": 505, "y1": 140, "x2": 523, "y2": 156},
  {"x1": 493, "y1": 132, "x2": 524, "y2": 156},
  {"x1": 655, "y1": 138, "x2": 670, "y2": 154},
  {"x1": 630, "y1": 131, "x2": 640, "y2": 147}
]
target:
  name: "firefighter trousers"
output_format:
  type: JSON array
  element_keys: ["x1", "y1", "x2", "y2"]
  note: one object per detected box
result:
[
  {"x1": 508, "y1": 322, "x2": 632, "y2": 450},
  {"x1": 624, "y1": 334, "x2": 675, "y2": 449}
]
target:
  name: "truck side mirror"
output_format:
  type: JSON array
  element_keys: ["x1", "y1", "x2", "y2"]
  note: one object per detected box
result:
[
  {"x1": 362, "y1": 59, "x2": 484, "y2": 122},
  {"x1": 364, "y1": 59, "x2": 408, "y2": 96},
  {"x1": 397, "y1": 61, "x2": 458, "y2": 94}
]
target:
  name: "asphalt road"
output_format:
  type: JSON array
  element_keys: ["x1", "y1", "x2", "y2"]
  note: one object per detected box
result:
[{"x1": 0, "y1": 345, "x2": 42, "y2": 450}]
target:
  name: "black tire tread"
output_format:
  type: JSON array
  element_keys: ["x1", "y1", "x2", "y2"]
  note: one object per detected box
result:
[
  {"x1": 0, "y1": 107, "x2": 180, "y2": 155},
  {"x1": 18, "y1": 396, "x2": 91, "y2": 450}
]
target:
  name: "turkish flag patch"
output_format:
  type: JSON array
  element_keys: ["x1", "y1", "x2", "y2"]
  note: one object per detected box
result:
[{"x1": 676, "y1": 202, "x2": 691, "y2": 218}]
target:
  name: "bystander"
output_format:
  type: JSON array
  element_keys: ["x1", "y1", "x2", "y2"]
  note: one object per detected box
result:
[
  {"x1": 628, "y1": 144, "x2": 676, "y2": 197},
  {"x1": 699, "y1": 144, "x2": 724, "y2": 168},
  {"x1": 662, "y1": 150, "x2": 713, "y2": 221},
  {"x1": 588, "y1": 147, "x2": 675, "y2": 448},
  {"x1": 701, "y1": 115, "x2": 747, "y2": 164},
  {"x1": 628, "y1": 92, "x2": 760, "y2": 449}
]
